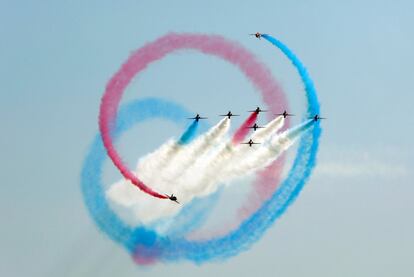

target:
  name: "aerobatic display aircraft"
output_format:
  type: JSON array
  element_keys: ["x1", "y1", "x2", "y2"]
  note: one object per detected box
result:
[
  {"x1": 248, "y1": 107, "x2": 268, "y2": 114},
  {"x1": 188, "y1": 114, "x2": 207, "y2": 122},
  {"x1": 310, "y1": 114, "x2": 326, "y2": 122},
  {"x1": 276, "y1": 110, "x2": 295, "y2": 118},
  {"x1": 220, "y1": 111, "x2": 239, "y2": 119},
  {"x1": 249, "y1": 32, "x2": 262, "y2": 39},
  {"x1": 241, "y1": 139, "x2": 260, "y2": 147},
  {"x1": 248, "y1": 123, "x2": 265, "y2": 131},
  {"x1": 165, "y1": 194, "x2": 180, "y2": 204}
]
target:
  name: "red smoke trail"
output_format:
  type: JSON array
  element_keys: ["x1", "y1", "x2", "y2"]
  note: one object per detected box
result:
[
  {"x1": 231, "y1": 112, "x2": 258, "y2": 144},
  {"x1": 99, "y1": 112, "x2": 167, "y2": 198},
  {"x1": 100, "y1": 32, "x2": 288, "y2": 200}
]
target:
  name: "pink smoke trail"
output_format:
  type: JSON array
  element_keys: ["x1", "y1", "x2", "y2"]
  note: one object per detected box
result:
[
  {"x1": 99, "y1": 32, "x2": 289, "y2": 201},
  {"x1": 231, "y1": 112, "x2": 258, "y2": 144}
]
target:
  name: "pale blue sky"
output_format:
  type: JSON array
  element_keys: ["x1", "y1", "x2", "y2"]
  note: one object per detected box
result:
[{"x1": 1, "y1": 1, "x2": 413, "y2": 276}]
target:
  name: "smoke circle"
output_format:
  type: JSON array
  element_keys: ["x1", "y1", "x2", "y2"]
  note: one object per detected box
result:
[{"x1": 81, "y1": 33, "x2": 320, "y2": 264}]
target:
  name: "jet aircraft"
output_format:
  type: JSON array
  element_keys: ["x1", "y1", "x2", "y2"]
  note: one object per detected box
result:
[
  {"x1": 249, "y1": 32, "x2": 262, "y2": 39},
  {"x1": 310, "y1": 114, "x2": 326, "y2": 122},
  {"x1": 276, "y1": 110, "x2": 295, "y2": 118},
  {"x1": 220, "y1": 111, "x2": 239, "y2": 119},
  {"x1": 188, "y1": 114, "x2": 207, "y2": 122},
  {"x1": 248, "y1": 123, "x2": 265, "y2": 131},
  {"x1": 165, "y1": 194, "x2": 180, "y2": 204},
  {"x1": 241, "y1": 139, "x2": 260, "y2": 147},
  {"x1": 248, "y1": 107, "x2": 268, "y2": 114}
]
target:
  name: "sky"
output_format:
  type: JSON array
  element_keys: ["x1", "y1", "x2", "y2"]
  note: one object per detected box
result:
[{"x1": 1, "y1": 0, "x2": 413, "y2": 276}]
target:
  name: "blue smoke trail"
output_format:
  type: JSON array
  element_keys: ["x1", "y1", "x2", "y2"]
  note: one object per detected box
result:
[
  {"x1": 285, "y1": 119, "x2": 313, "y2": 139},
  {"x1": 262, "y1": 34, "x2": 320, "y2": 116},
  {"x1": 81, "y1": 98, "x2": 214, "y2": 252},
  {"x1": 81, "y1": 35, "x2": 322, "y2": 264},
  {"x1": 154, "y1": 188, "x2": 222, "y2": 238},
  {"x1": 178, "y1": 120, "x2": 200, "y2": 145},
  {"x1": 154, "y1": 34, "x2": 322, "y2": 262}
]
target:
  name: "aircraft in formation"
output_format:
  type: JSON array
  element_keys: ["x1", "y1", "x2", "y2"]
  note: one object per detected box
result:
[
  {"x1": 241, "y1": 139, "x2": 260, "y2": 147},
  {"x1": 276, "y1": 110, "x2": 295, "y2": 118},
  {"x1": 249, "y1": 32, "x2": 263, "y2": 39},
  {"x1": 179, "y1": 110, "x2": 326, "y2": 203},
  {"x1": 188, "y1": 107, "x2": 268, "y2": 121},
  {"x1": 248, "y1": 123, "x2": 264, "y2": 131},
  {"x1": 310, "y1": 114, "x2": 326, "y2": 122},
  {"x1": 249, "y1": 107, "x2": 268, "y2": 114},
  {"x1": 188, "y1": 114, "x2": 207, "y2": 122},
  {"x1": 220, "y1": 111, "x2": 239, "y2": 119},
  {"x1": 188, "y1": 109, "x2": 325, "y2": 123}
]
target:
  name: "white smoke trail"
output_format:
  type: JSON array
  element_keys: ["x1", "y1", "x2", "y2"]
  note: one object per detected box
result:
[
  {"x1": 164, "y1": 117, "x2": 230, "y2": 181},
  {"x1": 251, "y1": 115, "x2": 284, "y2": 141},
  {"x1": 106, "y1": 118, "x2": 312, "y2": 227},
  {"x1": 180, "y1": 120, "x2": 311, "y2": 198},
  {"x1": 183, "y1": 116, "x2": 285, "y2": 196},
  {"x1": 222, "y1": 124, "x2": 307, "y2": 179},
  {"x1": 133, "y1": 118, "x2": 230, "y2": 194}
]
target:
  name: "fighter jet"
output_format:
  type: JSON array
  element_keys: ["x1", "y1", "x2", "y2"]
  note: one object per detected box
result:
[
  {"x1": 276, "y1": 110, "x2": 295, "y2": 118},
  {"x1": 241, "y1": 139, "x2": 260, "y2": 147},
  {"x1": 220, "y1": 111, "x2": 239, "y2": 119},
  {"x1": 248, "y1": 107, "x2": 268, "y2": 114},
  {"x1": 165, "y1": 194, "x2": 180, "y2": 204},
  {"x1": 247, "y1": 123, "x2": 265, "y2": 131},
  {"x1": 249, "y1": 32, "x2": 262, "y2": 39},
  {"x1": 188, "y1": 114, "x2": 207, "y2": 122},
  {"x1": 310, "y1": 114, "x2": 326, "y2": 122}
]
